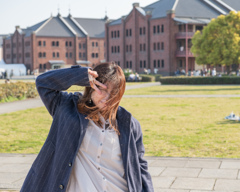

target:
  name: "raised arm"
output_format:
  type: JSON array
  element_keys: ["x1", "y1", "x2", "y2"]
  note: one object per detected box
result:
[{"x1": 36, "y1": 65, "x2": 90, "y2": 116}]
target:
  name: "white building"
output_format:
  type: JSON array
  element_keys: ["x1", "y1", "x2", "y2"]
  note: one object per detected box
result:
[{"x1": 0, "y1": 59, "x2": 26, "y2": 78}]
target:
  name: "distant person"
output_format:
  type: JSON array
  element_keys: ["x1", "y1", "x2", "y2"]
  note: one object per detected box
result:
[
  {"x1": 10, "y1": 69, "x2": 13, "y2": 79},
  {"x1": 208, "y1": 68, "x2": 211, "y2": 76},
  {"x1": 204, "y1": 68, "x2": 208, "y2": 76},
  {"x1": 237, "y1": 69, "x2": 240, "y2": 76},
  {"x1": 128, "y1": 72, "x2": 135, "y2": 81},
  {"x1": 181, "y1": 68, "x2": 185, "y2": 75},
  {"x1": 4, "y1": 71, "x2": 7, "y2": 79},
  {"x1": 135, "y1": 72, "x2": 140, "y2": 82},
  {"x1": 147, "y1": 69, "x2": 151, "y2": 74},
  {"x1": 212, "y1": 68, "x2": 216, "y2": 76}
]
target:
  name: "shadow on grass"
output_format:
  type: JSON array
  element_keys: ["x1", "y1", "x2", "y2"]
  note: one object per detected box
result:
[{"x1": 217, "y1": 120, "x2": 240, "y2": 125}]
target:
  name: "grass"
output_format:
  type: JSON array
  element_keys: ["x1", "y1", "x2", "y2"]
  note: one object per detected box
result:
[
  {"x1": 0, "y1": 96, "x2": 27, "y2": 103},
  {"x1": 1, "y1": 97, "x2": 240, "y2": 158},
  {"x1": 125, "y1": 85, "x2": 240, "y2": 95},
  {"x1": 0, "y1": 79, "x2": 35, "y2": 84}
]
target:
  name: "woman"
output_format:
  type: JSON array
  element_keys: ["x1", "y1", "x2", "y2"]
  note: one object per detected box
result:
[{"x1": 20, "y1": 62, "x2": 154, "y2": 192}]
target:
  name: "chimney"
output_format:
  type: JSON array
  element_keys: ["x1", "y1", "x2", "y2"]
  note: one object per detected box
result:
[
  {"x1": 15, "y1": 26, "x2": 20, "y2": 30},
  {"x1": 133, "y1": 3, "x2": 140, "y2": 8}
]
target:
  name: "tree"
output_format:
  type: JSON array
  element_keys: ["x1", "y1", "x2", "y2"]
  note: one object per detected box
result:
[{"x1": 191, "y1": 11, "x2": 240, "y2": 74}]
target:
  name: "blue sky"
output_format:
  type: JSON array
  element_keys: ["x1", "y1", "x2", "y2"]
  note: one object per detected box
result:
[{"x1": 0, "y1": 0, "x2": 155, "y2": 34}]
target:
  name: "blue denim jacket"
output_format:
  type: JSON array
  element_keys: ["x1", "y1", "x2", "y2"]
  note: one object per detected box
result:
[{"x1": 20, "y1": 65, "x2": 154, "y2": 192}]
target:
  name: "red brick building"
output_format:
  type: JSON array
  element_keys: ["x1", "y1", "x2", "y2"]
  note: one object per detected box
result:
[
  {"x1": 3, "y1": 13, "x2": 107, "y2": 73},
  {"x1": 106, "y1": 0, "x2": 240, "y2": 75}
]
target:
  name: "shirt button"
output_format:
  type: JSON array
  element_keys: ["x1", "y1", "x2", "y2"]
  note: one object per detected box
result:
[
  {"x1": 59, "y1": 184, "x2": 64, "y2": 189},
  {"x1": 100, "y1": 143, "x2": 102, "y2": 146},
  {"x1": 68, "y1": 163, "x2": 72, "y2": 167},
  {"x1": 102, "y1": 130, "x2": 104, "y2": 132},
  {"x1": 97, "y1": 156, "x2": 100, "y2": 158},
  {"x1": 98, "y1": 167, "x2": 100, "y2": 170}
]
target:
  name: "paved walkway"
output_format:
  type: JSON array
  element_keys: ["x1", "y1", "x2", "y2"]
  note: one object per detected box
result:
[{"x1": 1, "y1": 154, "x2": 240, "y2": 191}]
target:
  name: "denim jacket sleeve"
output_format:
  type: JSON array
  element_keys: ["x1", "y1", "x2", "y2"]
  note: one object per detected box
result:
[
  {"x1": 132, "y1": 117, "x2": 154, "y2": 192},
  {"x1": 35, "y1": 65, "x2": 90, "y2": 117}
]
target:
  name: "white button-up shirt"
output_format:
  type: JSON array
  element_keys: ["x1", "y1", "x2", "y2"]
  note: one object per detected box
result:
[{"x1": 66, "y1": 115, "x2": 128, "y2": 192}]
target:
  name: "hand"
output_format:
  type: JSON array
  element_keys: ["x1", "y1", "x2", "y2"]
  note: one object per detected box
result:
[{"x1": 88, "y1": 69, "x2": 107, "y2": 94}]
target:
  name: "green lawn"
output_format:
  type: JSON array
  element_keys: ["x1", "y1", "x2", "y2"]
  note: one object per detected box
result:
[
  {"x1": 0, "y1": 79, "x2": 36, "y2": 84},
  {"x1": 125, "y1": 85, "x2": 240, "y2": 95},
  {"x1": 1, "y1": 97, "x2": 240, "y2": 158}
]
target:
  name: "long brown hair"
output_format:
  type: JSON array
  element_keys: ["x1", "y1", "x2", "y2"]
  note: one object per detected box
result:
[{"x1": 77, "y1": 62, "x2": 126, "y2": 134}]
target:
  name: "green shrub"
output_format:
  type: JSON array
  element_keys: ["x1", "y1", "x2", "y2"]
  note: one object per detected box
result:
[
  {"x1": 0, "y1": 82, "x2": 38, "y2": 103},
  {"x1": 159, "y1": 76, "x2": 240, "y2": 85}
]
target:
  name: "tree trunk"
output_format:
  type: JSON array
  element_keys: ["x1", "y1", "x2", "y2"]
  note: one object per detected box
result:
[{"x1": 226, "y1": 65, "x2": 231, "y2": 75}]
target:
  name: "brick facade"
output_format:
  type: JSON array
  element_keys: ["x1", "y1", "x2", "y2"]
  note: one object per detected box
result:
[
  {"x1": 106, "y1": 3, "x2": 202, "y2": 76},
  {"x1": 3, "y1": 16, "x2": 106, "y2": 73}
]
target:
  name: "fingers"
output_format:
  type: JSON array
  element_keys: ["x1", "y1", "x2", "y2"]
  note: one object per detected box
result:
[
  {"x1": 95, "y1": 80, "x2": 107, "y2": 89},
  {"x1": 90, "y1": 81, "x2": 102, "y2": 95},
  {"x1": 88, "y1": 69, "x2": 107, "y2": 91},
  {"x1": 88, "y1": 69, "x2": 98, "y2": 78}
]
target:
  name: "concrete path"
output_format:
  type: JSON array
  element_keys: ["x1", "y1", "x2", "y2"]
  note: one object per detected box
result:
[{"x1": 1, "y1": 154, "x2": 240, "y2": 191}]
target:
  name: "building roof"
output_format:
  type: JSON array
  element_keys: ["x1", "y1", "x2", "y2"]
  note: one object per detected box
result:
[
  {"x1": 109, "y1": 0, "x2": 240, "y2": 25},
  {"x1": 74, "y1": 18, "x2": 105, "y2": 38},
  {"x1": 108, "y1": 17, "x2": 125, "y2": 26},
  {"x1": 13, "y1": 14, "x2": 106, "y2": 38},
  {"x1": 36, "y1": 16, "x2": 74, "y2": 37},
  {"x1": 144, "y1": 0, "x2": 176, "y2": 19},
  {"x1": 174, "y1": 0, "x2": 222, "y2": 19}
]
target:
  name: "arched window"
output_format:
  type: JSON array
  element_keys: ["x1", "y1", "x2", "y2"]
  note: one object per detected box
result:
[
  {"x1": 52, "y1": 41, "x2": 55, "y2": 46},
  {"x1": 39, "y1": 52, "x2": 42, "y2": 58},
  {"x1": 43, "y1": 52, "x2": 46, "y2": 57},
  {"x1": 39, "y1": 64, "x2": 42, "y2": 69},
  {"x1": 53, "y1": 52, "x2": 55, "y2": 58},
  {"x1": 43, "y1": 64, "x2": 46, "y2": 69},
  {"x1": 56, "y1": 41, "x2": 59, "y2": 46},
  {"x1": 66, "y1": 41, "x2": 68, "y2": 47}
]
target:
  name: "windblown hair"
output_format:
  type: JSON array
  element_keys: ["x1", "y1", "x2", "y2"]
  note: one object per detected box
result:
[{"x1": 77, "y1": 62, "x2": 126, "y2": 134}]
